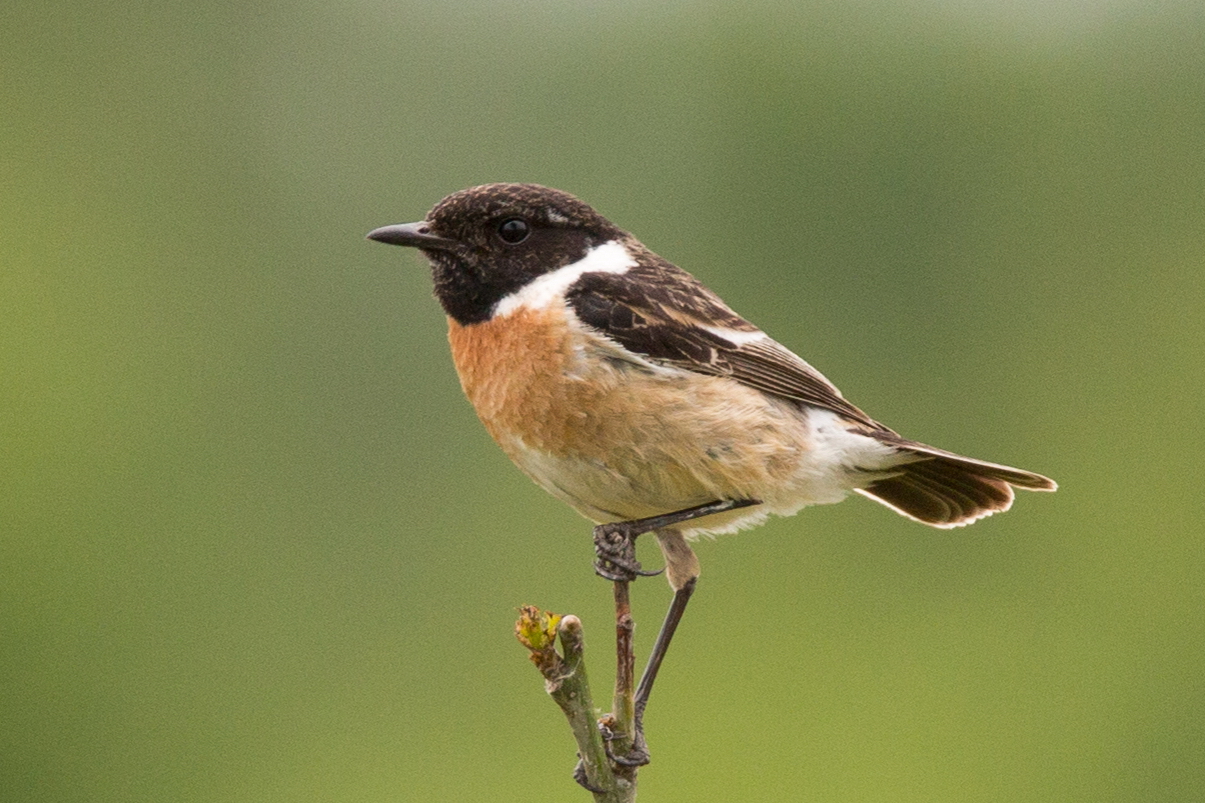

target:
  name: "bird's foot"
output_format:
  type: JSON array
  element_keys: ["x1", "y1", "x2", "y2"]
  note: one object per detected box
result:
[
  {"x1": 593, "y1": 521, "x2": 663, "y2": 582},
  {"x1": 600, "y1": 718, "x2": 651, "y2": 768},
  {"x1": 571, "y1": 758, "x2": 607, "y2": 793}
]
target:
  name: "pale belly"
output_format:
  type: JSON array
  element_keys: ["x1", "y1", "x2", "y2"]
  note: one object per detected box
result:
[{"x1": 497, "y1": 388, "x2": 909, "y2": 535}]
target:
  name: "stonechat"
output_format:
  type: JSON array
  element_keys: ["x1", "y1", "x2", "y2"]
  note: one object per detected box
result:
[{"x1": 368, "y1": 183, "x2": 1055, "y2": 763}]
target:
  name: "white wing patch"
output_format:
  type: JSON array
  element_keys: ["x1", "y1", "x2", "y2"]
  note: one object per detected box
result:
[
  {"x1": 493, "y1": 240, "x2": 636, "y2": 318},
  {"x1": 703, "y1": 325, "x2": 770, "y2": 346}
]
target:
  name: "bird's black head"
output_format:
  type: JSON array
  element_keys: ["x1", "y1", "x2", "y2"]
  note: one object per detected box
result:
[{"x1": 368, "y1": 183, "x2": 626, "y2": 325}]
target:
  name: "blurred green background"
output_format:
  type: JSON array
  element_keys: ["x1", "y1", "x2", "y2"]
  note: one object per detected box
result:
[{"x1": 4, "y1": 0, "x2": 1203, "y2": 800}]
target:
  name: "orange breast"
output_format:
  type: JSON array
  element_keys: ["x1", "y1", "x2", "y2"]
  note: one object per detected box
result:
[
  {"x1": 446, "y1": 301, "x2": 846, "y2": 538},
  {"x1": 446, "y1": 307, "x2": 586, "y2": 456}
]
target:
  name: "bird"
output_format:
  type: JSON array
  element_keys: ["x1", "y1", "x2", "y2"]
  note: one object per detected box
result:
[{"x1": 367, "y1": 182, "x2": 1055, "y2": 764}]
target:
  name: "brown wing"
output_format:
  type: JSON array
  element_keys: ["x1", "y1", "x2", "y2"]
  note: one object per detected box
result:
[
  {"x1": 565, "y1": 253, "x2": 881, "y2": 428},
  {"x1": 565, "y1": 252, "x2": 1057, "y2": 527}
]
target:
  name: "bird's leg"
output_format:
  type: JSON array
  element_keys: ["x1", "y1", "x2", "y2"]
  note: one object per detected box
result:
[
  {"x1": 609, "y1": 574, "x2": 697, "y2": 767},
  {"x1": 592, "y1": 498, "x2": 759, "y2": 582},
  {"x1": 592, "y1": 498, "x2": 760, "y2": 768}
]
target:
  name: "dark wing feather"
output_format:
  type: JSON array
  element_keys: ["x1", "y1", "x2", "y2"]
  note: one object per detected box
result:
[
  {"x1": 719, "y1": 339, "x2": 876, "y2": 425},
  {"x1": 565, "y1": 252, "x2": 880, "y2": 428}
]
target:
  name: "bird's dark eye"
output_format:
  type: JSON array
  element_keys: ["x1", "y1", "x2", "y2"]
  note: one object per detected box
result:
[{"x1": 496, "y1": 217, "x2": 530, "y2": 244}]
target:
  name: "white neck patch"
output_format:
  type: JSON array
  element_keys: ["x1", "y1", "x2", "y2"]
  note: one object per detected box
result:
[{"x1": 492, "y1": 240, "x2": 635, "y2": 318}]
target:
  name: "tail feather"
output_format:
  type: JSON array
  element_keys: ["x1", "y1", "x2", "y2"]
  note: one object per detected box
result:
[{"x1": 856, "y1": 437, "x2": 1056, "y2": 528}]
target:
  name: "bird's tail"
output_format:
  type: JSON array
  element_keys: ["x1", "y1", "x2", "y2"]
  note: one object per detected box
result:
[{"x1": 855, "y1": 436, "x2": 1056, "y2": 528}]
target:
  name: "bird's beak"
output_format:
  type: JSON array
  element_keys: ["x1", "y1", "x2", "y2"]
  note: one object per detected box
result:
[{"x1": 366, "y1": 222, "x2": 460, "y2": 252}]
